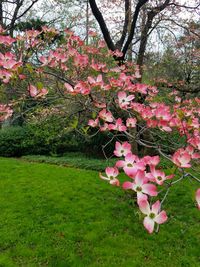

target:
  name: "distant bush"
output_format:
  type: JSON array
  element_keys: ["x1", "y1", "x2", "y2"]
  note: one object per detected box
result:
[
  {"x1": 0, "y1": 123, "x2": 79, "y2": 157},
  {"x1": 0, "y1": 126, "x2": 30, "y2": 156}
]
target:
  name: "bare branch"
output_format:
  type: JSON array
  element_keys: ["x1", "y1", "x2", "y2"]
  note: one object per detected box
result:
[
  {"x1": 122, "y1": 0, "x2": 149, "y2": 58},
  {"x1": 88, "y1": 0, "x2": 115, "y2": 51},
  {"x1": 115, "y1": 0, "x2": 130, "y2": 50}
]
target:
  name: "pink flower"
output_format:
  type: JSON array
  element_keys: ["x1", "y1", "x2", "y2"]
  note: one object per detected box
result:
[
  {"x1": 88, "y1": 74, "x2": 103, "y2": 86},
  {"x1": 172, "y1": 148, "x2": 191, "y2": 168},
  {"x1": 116, "y1": 153, "x2": 145, "y2": 178},
  {"x1": 118, "y1": 91, "x2": 134, "y2": 108},
  {"x1": 99, "y1": 109, "x2": 113, "y2": 122},
  {"x1": 64, "y1": 83, "x2": 75, "y2": 94},
  {"x1": 189, "y1": 136, "x2": 200, "y2": 150},
  {"x1": 99, "y1": 167, "x2": 120, "y2": 186},
  {"x1": 29, "y1": 85, "x2": 48, "y2": 98},
  {"x1": 138, "y1": 199, "x2": 168, "y2": 234},
  {"x1": 108, "y1": 118, "x2": 127, "y2": 132},
  {"x1": 196, "y1": 189, "x2": 200, "y2": 210},
  {"x1": 0, "y1": 35, "x2": 15, "y2": 46},
  {"x1": 143, "y1": 155, "x2": 160, "y2": 167},
  {"x1": 74, "y1": 81, "x2": 90, "y2": 95},
  {"x1": 147, "y1": 167, "x2": 174, "y2": 185},
  {"x1": 88, "y1": 118, "x2": 99, "y2": 127},
  {"x1": 0, "y1": 69, "x2": 12, "y2": 83},
  {"x1": 0, "y1": 104, "x2": 13, "y2": 121},
  {"x1": 126, "y1": 117, "x2": 136, "y2": 128},
  {"x1": 123, "y1": 170, "x2": 158, "y2": 202},
  {"x1": 114, "y1": 141, "x2": 132, "y2": 157},
  {"x1": 185, "y1": 146, "x2": 200, "y2": 159}
]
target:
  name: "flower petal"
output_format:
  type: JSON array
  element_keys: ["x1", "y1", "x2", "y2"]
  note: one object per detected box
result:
[
  {"x1": 154, "y1": 211, "x2": 168, "y2": 224},
  {"x1": 142, "y1": 184, "x2": 158, "y2": 197},
  {"x1": 143, "y1": 216, "x2": 155, "y2": 234},
  {"x1": 151, "y1": 200, "x2": 161, "y2": 215},
  {"x1": 138, "y1": 199, "x2": 150, "y2": 215},
  {"x1": 123, "y1": 181, "x2": 133, "y2": 190}
]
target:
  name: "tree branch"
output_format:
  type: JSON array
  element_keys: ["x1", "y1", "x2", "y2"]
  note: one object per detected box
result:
[
  {"x1": 115, "y1": 0, "x2": 130, "y2": 50},
  {"x1": 122, "y1": 0, "x2": 149, "y2": 58},
  {"x1": 88, "y1": 0, "x2": 115, "y2": 51}
]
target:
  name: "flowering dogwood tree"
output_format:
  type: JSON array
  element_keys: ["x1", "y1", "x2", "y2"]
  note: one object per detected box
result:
[{"x1": 0, "y1": 26, "x2": 199, "y2": 234}]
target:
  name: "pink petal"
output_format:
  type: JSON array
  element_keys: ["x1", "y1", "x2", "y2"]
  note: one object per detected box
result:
[
  {"x1": 110, "y1": 178, "x2": 120, "y2": 186},
  {"x1": 135, "y1": 170, "x2": 145, "y2": 186},
  {"x1": 196, "y1": 188, "x2": 200, "y2": 210},
  {"x1": 115, "y1": 141, "x2": 121, "y2": 150},
  {"x1": 125, "y1": 153, "x2": 137, "y2": 163},
  {"x1": 123, "y1": 181, "x2": 133, "y2": 190},
  {"x1": 118, "y1": 91, "x2": 126, "y2": 100},
  {"x1": 29, "y1": 85, "x2": 38, "y2": 97},
  {"x1": 138, "y1": 199, "x2": 150, "y2": 215},
  {"x1": 105, "y1": 167, "x2": 118, "y2": 178},
  {"x1": 123, "y1": 141, "x2": 131, "y2": 149},
  {"x1": 143, "y1": 216, "x2": 155, "y2": 234},
  {"x1": 124, "y1": 167, "x2": 138, "y2": 178},
  {"x1": 151, "y1": 200, "x2": 161, "y2": 215},
  {"x1": 154, "y1": 211, "x2": 168, "y2": 224},
  {"x1": 115, "y1": 160, "x2": 125, "y2": 168},
  {"x1": 137, "y1": 192, "x2": 148, "y2": 203},
  {"x1": 126, "y1": 95, "x2": 135, "y2": 101},
  {"x1": 64, "y1": 83, "x2": 74, "y2": 92},
  {"x1": 142, "y1": 184, "x2": 158, "y2": 196},
  {"x1": 135, "y1": 162, "x2": 146, "y2": 171}
]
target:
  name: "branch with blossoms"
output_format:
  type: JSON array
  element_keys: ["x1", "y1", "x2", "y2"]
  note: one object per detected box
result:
[{"x1": 0, "y1": 27, "x2": 199, "y2": 234}]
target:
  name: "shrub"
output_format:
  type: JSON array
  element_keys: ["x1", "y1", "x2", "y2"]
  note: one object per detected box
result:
[{"x1": 0, "y1": 126, "x2": 30, "y2": 156}]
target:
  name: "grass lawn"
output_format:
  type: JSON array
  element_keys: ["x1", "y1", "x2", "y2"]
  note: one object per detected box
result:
[{"x1": 0, "y1": 157, "x2": 199, "y2": 267}]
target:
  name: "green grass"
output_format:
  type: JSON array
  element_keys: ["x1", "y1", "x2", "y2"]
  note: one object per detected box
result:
[
  {"x1": 22, "y1": 153, "x2": 117, "y2": 172},
  {"x1": 0, "y1": 157, "x2": 199, "y2": 267}
]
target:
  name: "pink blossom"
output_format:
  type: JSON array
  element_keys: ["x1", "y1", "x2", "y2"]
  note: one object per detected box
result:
[
  {"x1": 185, "y1": 146, "x2": 200, "y2": 159},
  {"x1": 88, "y1": 118, "x2": 99, "y2": 127},
  {"x1": 0, "y1": 69, "x2": 12, "y2": 83},
  {"x1": 143, "y1": 156, "x2": 160, "y2": 167},
  {"x1": 123, "y1": 170, "x2": 158, "y2": 202},
  {"x1": 100, "y1": 123, "x2": 109, "y2": 131},
  {"x1": 189, "y1": 136, "x2": 200, "y2": 151},
  {"x1": 88, "y1": 74, "x2": 103, "y2": 86},
  {"x1": 108, "y1": 118, "x2": 127, "y2": 132},
  {"x1": 126, "y1": 118, "x2": 136, "y2": 128},
  {"x1": 138, "y1": 199, "x2": 168, "y2": 234},
  {"x1": 99, "y1": 109, "x2": 113, "y2": 122},
  {"x1": 99, "y1": 167, "x2": 120, "y2": 186},
  {"x1": 114, "y1": 141, "x2": 132, "y2": 157},
  {"x1": 117, "y1": 91, "x2": 134, "y2": 108},
  {"x1": 196, "y1": 189, "x2": 200, "y2": 210},
  {"x1": 172, "y1": 148, "x2": 191, "y2": 168},
  {"x1": 116, "y1": 153, "x2": 145, "y2": 178},
  {"x1": 74, "y1": 81, "x2": 90, "y2": 95},
  {"x1": 29, "y1": 85, "x2": 48, "y2": 98},
  {"x1": 147, "y1": 167, "x2": 174, "y2": 185},
  {"x1": 64, "y1": 83, "x2": 75, "y2": 94},
  {"x1": 0, "y1": 35, "x2": 15, "y2": 46},
  {"x1": 0, "y1": 104, "x2": 13, "y2": 121}
]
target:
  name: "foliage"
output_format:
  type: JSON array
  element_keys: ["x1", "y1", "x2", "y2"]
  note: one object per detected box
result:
[
  {"x1": 0, "y1": 126, "x2": 30, "y2": 156},
  {"x1": 15, "y1": 18, "x2": 48, "y2": 32}
]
